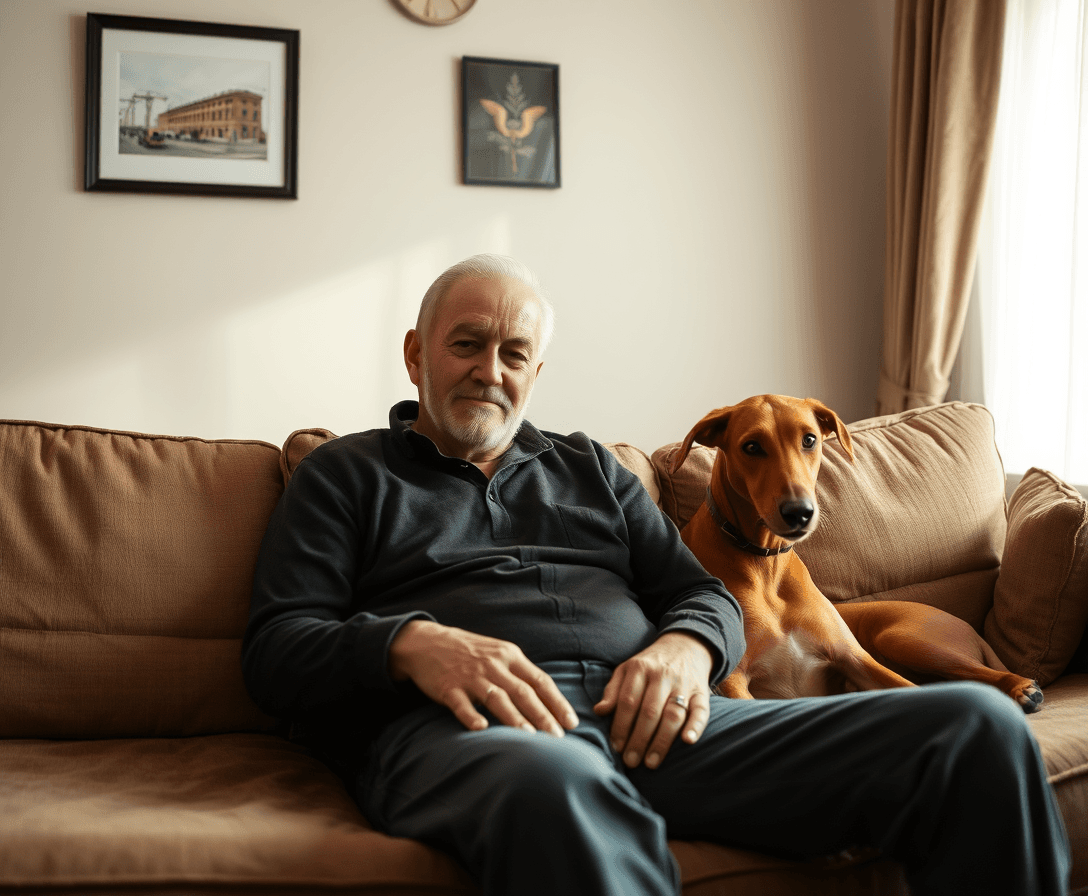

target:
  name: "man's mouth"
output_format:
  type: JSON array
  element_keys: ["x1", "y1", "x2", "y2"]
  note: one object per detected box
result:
[{"x1": 456, "y1": 393, "x2": 511, "y2": 413}]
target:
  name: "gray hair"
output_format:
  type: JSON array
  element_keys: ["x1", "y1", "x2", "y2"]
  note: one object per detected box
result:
[{"x1": 416, "y1": 253, "x2": 556, "y2": 354}]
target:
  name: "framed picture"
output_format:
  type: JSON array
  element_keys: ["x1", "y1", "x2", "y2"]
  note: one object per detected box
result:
[
  {"x1": 462, "y1": 56, "x2": 560, "y2": 189},
  {"x1": 84, "y1": 13, "x2": 300, "y2": 199}
]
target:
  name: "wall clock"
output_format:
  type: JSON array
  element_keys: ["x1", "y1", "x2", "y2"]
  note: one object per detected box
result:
[{"x1": 392, "y1": 0, "x2": 477, "y2": 26}]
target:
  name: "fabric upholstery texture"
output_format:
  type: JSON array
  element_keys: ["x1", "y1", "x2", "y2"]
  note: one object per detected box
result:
[
  {"x1": 0, "y1": 734, "x2": 475, "y2": 891},
  {"x1": 1024, "y1": 673, "x2": 1088, "y2": 890},
  {"x1": 985, "y1": 467, "x2": 1088, "y2": 686},
  {"x1": 0, "y1": 421, "x2": 283, "y2": 738},
  {"x1": 280, "y1": 427, "x2": 338, "y2": 485},
  {"x1": 652, "y1": 403, "x2": 1007, "y2": 630}
]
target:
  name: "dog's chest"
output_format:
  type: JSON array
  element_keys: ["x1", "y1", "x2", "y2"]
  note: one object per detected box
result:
[{"x1": 746, "y1": 630, "x2": 833, "y2": 700}]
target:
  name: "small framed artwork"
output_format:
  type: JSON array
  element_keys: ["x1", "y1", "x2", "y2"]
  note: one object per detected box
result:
[
  {"x1": 462, "y1": 56, "x2": 560, "y2": 189},
  {"x1": 84, "y1": 13, "x2": 300, "y2": 199}
]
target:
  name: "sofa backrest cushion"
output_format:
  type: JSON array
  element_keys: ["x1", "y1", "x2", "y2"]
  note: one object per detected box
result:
[
  {"x1": 0, "y1": 421, "x2": 283, "y2": 738},
  {"x1": 651, "y1": 403, "x2": 1008, "y2": 631}
]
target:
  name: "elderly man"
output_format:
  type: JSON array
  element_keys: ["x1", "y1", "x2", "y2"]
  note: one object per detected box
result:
[{"x1": 242, "y1": 254, "x2": 1069, "y2": 896}]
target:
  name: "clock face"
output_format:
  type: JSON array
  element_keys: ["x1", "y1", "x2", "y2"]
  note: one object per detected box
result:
[{"x1": 393, "y1": 0, "x2": 477, "y2": 26}]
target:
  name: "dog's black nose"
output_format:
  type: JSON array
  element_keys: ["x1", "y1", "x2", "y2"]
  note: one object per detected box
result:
[{"x1": 780, "y1": 499, "x2": 814, "y2": 530}]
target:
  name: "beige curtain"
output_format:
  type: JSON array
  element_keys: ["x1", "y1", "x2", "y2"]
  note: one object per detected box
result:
[{"x1": 877, "y1": 0, "x2": 1007, "y2": 416}]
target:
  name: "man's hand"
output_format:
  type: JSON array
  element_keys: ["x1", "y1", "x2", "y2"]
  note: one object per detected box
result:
[
  {"x1": 594, "y1": 631, "x2": 713, "y2": 769},
  {"x1": 389, "y1": 619, "x2": 579, "y2": 737}
]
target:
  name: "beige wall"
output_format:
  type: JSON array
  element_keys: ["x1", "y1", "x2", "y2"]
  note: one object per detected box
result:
[{"x1": 0, "y1": 0, "x2": 894, "y2": 452}]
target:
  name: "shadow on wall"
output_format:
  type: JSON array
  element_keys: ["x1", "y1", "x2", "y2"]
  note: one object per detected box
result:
[{"x1": 793, "y1": 0, "x2": 894, "y2": 423}]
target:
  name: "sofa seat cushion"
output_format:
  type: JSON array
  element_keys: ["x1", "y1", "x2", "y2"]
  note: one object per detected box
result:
[
  {"x1": 0, "y1": 733, "x2": 915, "y2": 896},
  {"x1": 0, "y1": 733, "x2": 475, "y2": 892},
  {"x1": 1028, "y1": 674, "x2": 1088, "y2": 894}
]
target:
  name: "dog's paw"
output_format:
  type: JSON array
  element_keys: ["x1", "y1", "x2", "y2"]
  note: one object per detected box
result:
[{"x1": 1015, "y1": 682, "x2": 1044, "y2": 714}]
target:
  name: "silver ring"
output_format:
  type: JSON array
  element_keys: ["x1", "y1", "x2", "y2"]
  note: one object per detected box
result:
[{"x1": 672, "y1": 694, "x2": 687, "y2": 709}]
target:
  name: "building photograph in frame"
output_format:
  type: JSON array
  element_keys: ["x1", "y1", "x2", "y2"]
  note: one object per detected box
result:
[
  {"x1": 462, "y1": 56, "x2": 560, "y2": 189},
  {"x1": 85, "y1": 13, "x2": 299, "y2": 199}
]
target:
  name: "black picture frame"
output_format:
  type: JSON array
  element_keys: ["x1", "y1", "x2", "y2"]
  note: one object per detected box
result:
[
  {"x1": 84, "y1": 13, "x2": 300, "y2": 199},
  {"x1": 462, "y1": 56, "x2": 560, "y2": 189}
]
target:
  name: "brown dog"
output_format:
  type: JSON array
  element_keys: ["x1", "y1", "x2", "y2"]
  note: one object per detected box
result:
[{"x1": 673, "y1": 394, "x2": 1043, "y2": 712}]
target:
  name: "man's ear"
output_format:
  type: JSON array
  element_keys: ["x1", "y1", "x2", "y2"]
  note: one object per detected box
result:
[{"x1": 404, "y1": 330, "x2": 422, "y2": 386}]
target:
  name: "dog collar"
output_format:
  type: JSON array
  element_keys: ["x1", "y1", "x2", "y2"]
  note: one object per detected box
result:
[{"x1": 703, "y1": 487, "x2": 794, "y2": 557}]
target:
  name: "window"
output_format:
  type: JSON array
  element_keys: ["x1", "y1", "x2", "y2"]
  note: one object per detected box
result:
[{"x1": 965, "y1": 0, "x2": 1088, "y2": 488}]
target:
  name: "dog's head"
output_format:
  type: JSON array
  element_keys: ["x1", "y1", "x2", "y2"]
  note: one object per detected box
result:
[{"x1": 672, "y1": 395, "x2": 854, "y2": 542}]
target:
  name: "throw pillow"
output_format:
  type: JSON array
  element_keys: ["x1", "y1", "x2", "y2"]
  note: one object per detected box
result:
[{"x1": 984, "y1": 468, "x2": 1088, "y2": 686}]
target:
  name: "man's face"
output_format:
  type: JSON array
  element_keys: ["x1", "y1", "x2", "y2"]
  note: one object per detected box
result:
[{"x1": 404, "y1": 274, "x2": 545, "y2": 463}]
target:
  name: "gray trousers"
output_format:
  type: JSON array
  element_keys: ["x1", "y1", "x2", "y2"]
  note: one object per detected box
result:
[{"x1": 353, "y1": 661, "x2": 1070, "y2": 896}]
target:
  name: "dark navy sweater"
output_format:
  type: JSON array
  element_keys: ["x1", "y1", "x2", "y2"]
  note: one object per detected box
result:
[{"x1": 242, "y1": 401, "x2": 744, "y2": 747}]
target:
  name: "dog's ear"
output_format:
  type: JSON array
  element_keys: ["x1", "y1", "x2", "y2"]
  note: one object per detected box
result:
[
  {"x1": 806, "y1": 399, "x2": 854, "y2": 461},
  {"x1": 671, "y1": 406, "x2": 733, "y2": 473}
]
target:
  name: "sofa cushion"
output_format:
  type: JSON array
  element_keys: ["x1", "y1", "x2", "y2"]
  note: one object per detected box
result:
[
  {"x1": 606, "y1": 441, "x2": 661, "y2": 505},
  {"x1": 281, "y1": 427, "x2": 338, "y2": 485},
  {"x1": 652, "y1": 403, "x2": 1007, "y2": 630},
  {"x1": 0, "y1": 733, "x2": 476, "y2": 893},
  {"x1": 280, "y1": 428, "x2": 662, "y2": 504},
  {"x1": 0, "y1": 421, "x2": 283, "y2": 738},
  {"x1": 0, "y1": 733, "x2": 912, "y2": 896},
  {"x1": 984, "y1": 468, "x2": 1088, "y2": 686},
  {"x1": 1025, "y1": 674, "x2": 1088, "y2": 894}
]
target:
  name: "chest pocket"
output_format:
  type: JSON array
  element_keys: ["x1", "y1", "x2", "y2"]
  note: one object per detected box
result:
[{"x1": 554, "y1": 504, "x2": 623, "y2": 550}]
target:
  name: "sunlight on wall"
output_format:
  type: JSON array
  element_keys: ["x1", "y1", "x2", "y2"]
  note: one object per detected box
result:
[
  {"x1": 0, "y1": 216, "x2": 515, "y2": 445},
  {"x1": 217, "y1": 217, "x2": 515, "y2": 443}
]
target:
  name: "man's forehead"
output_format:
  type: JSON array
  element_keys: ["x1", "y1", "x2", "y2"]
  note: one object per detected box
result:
[
  {"x1": 435, "y1": 276, "x2": 543, "y2": 340},
  {"x1": 446, "y1": 316, "x2": 535, "y2": 340}
]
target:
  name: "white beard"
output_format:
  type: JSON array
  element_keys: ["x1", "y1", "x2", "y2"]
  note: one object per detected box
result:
[{"x1": 420, "y1": 362, "x2": 532, "y2": 456}]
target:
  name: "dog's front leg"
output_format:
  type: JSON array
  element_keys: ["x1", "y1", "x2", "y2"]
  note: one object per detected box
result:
[{"x1": 717, "y1": 669, "x2": 755, "y2": 699}]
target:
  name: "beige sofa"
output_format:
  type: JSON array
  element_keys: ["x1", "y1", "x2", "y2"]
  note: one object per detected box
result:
[{"x1": 1, "y1": 401, "x2": 1085, "y2": 895}]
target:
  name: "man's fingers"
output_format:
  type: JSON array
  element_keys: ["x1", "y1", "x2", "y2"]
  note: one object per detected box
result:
[
  {"x1": 479, "y1": 685, "x2": 538, "y2": 733},
  {"x1": 474, "y1": 663, "x2": 579, "y2": 737},
  {"x1": 619, "y1": 674, "x2": 674, "y2": 768},
  {"x1": 645, "y1": 690, "x2": 709, "y2": 768},
  {"x1": 392, "y1": 622, "x2": 579, "y2": 736},
  {"x1": 603, "y1": 666, "x2": 645, "y2": 755},
  {"x1": 446, "y1": 688, "x2": 490, "y2": 732},
  {"x1": 680, "y1": 691, "x2": 710, "y2": 745},
  {"x1": 593, "y1": 671, "x2": 620, "y2": 716},
  {"x1": 513, "y1": 662, "x2": 579, "y2": 731}
]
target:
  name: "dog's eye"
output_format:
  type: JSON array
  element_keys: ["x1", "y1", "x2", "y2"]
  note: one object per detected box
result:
[
  {"x1": 742, "y1": 441, "x2": 762, "y2": 456},
  {"x1": 802, "y1": 433, "x2": 818, "y2": 449}
]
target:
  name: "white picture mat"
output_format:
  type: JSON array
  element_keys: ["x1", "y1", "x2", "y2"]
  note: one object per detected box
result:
[{"x1": 98, "y1": 27, "x2": 287, "y2": 187}]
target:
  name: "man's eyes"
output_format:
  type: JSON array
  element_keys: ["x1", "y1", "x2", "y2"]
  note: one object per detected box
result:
[{"x1": 449, "y1": 340, "x2": 530, "y2": 363}]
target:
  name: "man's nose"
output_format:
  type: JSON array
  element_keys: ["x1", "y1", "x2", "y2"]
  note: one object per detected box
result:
[{"x1": 472, "y1": 348, "x2": 503, "y2": 385}]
